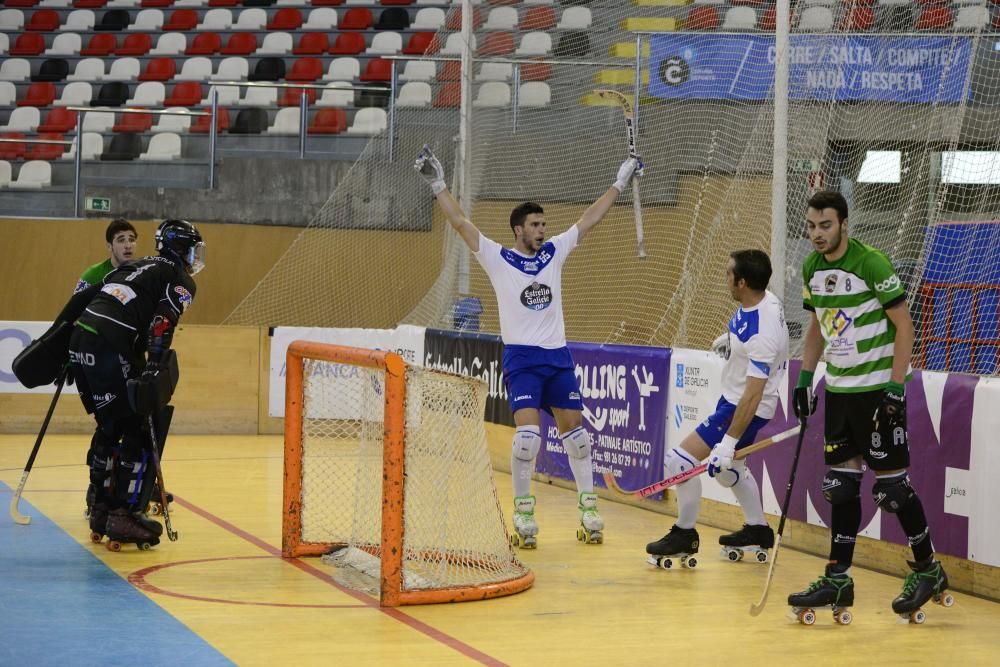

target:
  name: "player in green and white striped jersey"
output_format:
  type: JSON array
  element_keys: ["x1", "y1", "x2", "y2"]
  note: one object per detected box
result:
[{"x1": 787, "y1": 191, "x2": 950, "y2": 622}]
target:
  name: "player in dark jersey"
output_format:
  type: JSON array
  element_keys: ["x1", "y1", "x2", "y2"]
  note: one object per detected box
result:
[{"x1": 68, "y1": 219, "x2": 204, "y2": 549}]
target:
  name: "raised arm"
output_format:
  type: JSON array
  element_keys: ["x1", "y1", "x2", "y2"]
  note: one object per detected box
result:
[
  {"x1": 414, "y1": 145, "x2": 480, "y2": 253},
  {"x1": 576, "y1": 157, "x2": 643, "y2": 243}
]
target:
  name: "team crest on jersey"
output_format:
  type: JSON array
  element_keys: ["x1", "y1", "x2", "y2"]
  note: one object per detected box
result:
[
  {"x1": 824, "y1": 275, "x2": 838, "y2": 293},
  {"x1": 520, "y1": 282, "x2": 552, "y2": 310},
  {"x1": 174, "y1": 285, "x2": 193, "y2": 311}
]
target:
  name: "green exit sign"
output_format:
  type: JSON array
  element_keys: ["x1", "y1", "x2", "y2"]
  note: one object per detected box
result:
[{"x1": 86, "y1": 196, "x2": 111, "y2": 212}]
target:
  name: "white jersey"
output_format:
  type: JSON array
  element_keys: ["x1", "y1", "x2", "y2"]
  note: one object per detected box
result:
[
  {"x1": 720, "y1": 290, "x2": 789, "y2": 419},
  {"x1": 473, "y1": 225, "x2": 578, "y2": 349}
]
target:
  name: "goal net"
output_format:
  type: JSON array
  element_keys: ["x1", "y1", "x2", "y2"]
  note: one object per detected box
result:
[{"x1": 282, "y1": 341, "x2": 533, "y2": 606}]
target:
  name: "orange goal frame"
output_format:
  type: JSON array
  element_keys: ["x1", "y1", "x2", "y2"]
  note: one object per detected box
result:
[{"x1": 282, "y1": 340, "x2": 534, "y2": 606}]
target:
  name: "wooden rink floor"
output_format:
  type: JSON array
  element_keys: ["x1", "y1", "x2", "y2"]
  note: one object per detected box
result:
[{"x1": 2, "y1": 434, "x2": 1000, "y2": 666}]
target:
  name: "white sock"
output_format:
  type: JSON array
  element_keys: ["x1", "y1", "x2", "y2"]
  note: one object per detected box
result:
[
  {"x1": 731, "y1": 467, "x2": 766, "y2": 526},
  {"x1": 511, "y1": 453, "x2": 533, "y2": 498},
  {"x1": 675, "y1": 476, "x2": 701, "y2": 529},
  {"x1": 567, "y1": 454, "x2": 594, "y2": 494}
]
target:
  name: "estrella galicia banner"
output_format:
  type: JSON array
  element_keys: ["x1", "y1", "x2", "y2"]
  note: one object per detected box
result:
[
  {"x1": 423, "y1": 328, "x2": 513, "y2": 426},
  {"x1": 535, "y1": 342, "x2": 670, "y2": 499},
  {"x1": 649, "y1": 34, "x2": 972, "y2": 103}
]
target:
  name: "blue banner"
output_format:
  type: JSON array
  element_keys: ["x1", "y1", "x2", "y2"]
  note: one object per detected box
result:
[
  {"x1": 535, "y1": 342, "x2": 670, "y2": 499},
  {"x1": 649, "y1": 34, "x2": 972, "y2": 103}
]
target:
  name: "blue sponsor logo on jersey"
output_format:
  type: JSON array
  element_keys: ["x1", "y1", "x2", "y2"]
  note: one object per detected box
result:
[{"x1": 520, "y1": 282, "x2": 552, "y2": 310}]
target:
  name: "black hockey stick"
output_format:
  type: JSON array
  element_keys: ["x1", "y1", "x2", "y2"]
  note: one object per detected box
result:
[
  {"x1": 146, "y1": 414, "x2": 178, "y2": 541},
  {"x1": 750, "y1": 417, "x2": 809, "y2": 616},
  {"x1": 10, "y1": 369, "x2": 67, "y2": 525}
]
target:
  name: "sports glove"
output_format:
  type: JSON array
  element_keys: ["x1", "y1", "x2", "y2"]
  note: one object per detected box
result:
[
  {"x1": 128, "y1": 362, "x2": 163, "y2": 415},
  {"x1": 612, "y1": 157, "x2": 644, "y2": 193},
  {"x1": 707, "y1": 434, "x2": 737, "y2": 478},
  {"x1": 874, "y1": 381, "x2": 905, "y2": 431},
  {"x1": 711, "y1": 332, "x2": 730, "y2": 360},
  {"x1": 793, "y1": 370, "x2": 818, "y2": 420},
  {"x1": 414, "y1": 144, "x2": 447, "y2": 195}
]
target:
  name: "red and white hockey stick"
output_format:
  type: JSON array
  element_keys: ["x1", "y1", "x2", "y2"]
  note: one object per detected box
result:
[
  {"x1": 594, "y1": 88, "x2": 646, "y2": 258},
  {"x1": 602, "y1": 425, "x2": 800, "y2": 500}
]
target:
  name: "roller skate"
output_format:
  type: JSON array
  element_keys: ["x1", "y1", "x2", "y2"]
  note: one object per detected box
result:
[
  {"x1": 88, "y1": 501, "x2": 109, "y2": 544},
  {"x1": 646, "y1": 525, "x2": 699, "y2": 569},
  {"x1": 787, "y1": 563, "x2": 854, "y2": 625},
  {"x1": 510, "y1": 495, "x2": 538, "y2": 549},
  {"x1": 892, "y1": 558, "x2": 953, "y2": 624},
  {"x1": 719, "y1": 523, "x2": 774, "y2": 563},
  {"x1": 104, "y1": 507, "x2": 163, "y2": 552},
  {"x1": 575, "y1": 492, "x2": 604, "y2": 544}
]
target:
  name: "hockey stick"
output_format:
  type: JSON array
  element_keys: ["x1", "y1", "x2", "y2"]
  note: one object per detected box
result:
[
  {"x1": 10, "y1": 369, "x2": 68, "y2": 525},
  {"x1": 749, "y1": 418, "x2": 809, "y2": 617},
  {"x1": 594, "y1": 88, "x2": 646, "y2": 258},
  {"x1": 146, "y1": 415, "x2": 178, "y2": 541},
  {"x1": 602, "y1": 425, "x2": 800, "y2": 499}
]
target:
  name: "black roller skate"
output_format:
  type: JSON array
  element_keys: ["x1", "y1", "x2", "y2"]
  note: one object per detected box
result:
[
  {"x1": 646, "y1": 525, "x2": 699, "y2": 570},
  {"x1": 892, "y1": 558, "x2": 954, "y2": 624},
  {"x1": 104, "y1": 508, "x2": 163, "y2": 552},
  {"x1": 719, "y1": 523, "x2": 774, "y2": 563},
  {"x1": 88, "y1": 502, "x2": 109, "y2": 544},
  {"x1": 788, "y1": 563, "x2": 854, "y2": 625}
]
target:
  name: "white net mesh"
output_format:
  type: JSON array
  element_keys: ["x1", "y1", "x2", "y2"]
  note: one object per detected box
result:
[
  {"x1": 226, "y1": 4, "x2": 1000, "y2": 375},
  {"x1": 295, "y1": 358, "x2": 529, "y2": 595}
]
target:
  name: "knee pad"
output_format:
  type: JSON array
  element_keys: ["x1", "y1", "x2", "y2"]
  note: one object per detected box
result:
[
  {"x1": 872, "y1": 473, "x2": 915, "y2": 514},
  {"x1": 561, "y1": 427, "x2": 591, "y2": 460},
  {"x1": 512, "y1": 426, "x2": 541, "y2": 462},
  {"x1": 712, "y1": 460, "x2": 746, "y2": 489},
  {"x1": 665, "y1": 447, "x2": 698, "y2": 477},
  {"x1": 822, "y1": 469, "x2": 863, "y2": 505}
]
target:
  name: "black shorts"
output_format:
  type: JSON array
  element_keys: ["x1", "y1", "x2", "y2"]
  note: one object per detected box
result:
[{"x1": 824, "y1": 390, "x2": 910, "y2": 471}]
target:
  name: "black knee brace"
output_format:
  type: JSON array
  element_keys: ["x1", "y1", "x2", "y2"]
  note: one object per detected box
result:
[
  {"x1": 822, "y1": 469, "x2": 863, "y2": 505},
  {"x1": 872, "y1": 474, "x2": 915, "y2": 513},
  {"x1": 88, "y1": 424, "x2": 117, "y2": 499}
]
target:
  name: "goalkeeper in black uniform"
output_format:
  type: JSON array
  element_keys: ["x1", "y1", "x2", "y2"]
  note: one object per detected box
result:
[{"x1": 68, "y1": 219, "x2": 204, "y2": 548}]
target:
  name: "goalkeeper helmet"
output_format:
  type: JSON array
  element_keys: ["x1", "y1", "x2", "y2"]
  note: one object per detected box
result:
[{"x1": 156, "y1": 219, "x2": 205, "y2": 275}]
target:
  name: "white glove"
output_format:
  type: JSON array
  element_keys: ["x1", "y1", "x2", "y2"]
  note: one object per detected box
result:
[
  {"x1": 711, "y1": 332, "x2": 730, "y2": 359},
  {"x1": 414, "y1": 144, "x2": 447, "y2": 195},
  {"x1": 612, "y1": 156, "x2": 644, "y2": 193},
  {"x1": 707, "y1": 434, "x2": 737, "y2": 478}
]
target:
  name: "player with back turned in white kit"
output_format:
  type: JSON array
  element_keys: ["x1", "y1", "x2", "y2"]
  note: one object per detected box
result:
[{"x1": 414, "y1": 144, "x2": 643, "y2": 547}]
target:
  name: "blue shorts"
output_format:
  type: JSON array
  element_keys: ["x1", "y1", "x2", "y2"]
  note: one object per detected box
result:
[
  {"x1": 503, "y1": 345, "x2": 582, "y2": 415},
  {"x1": 695, "y1": 397, "x2": 770, "y2": 451}
]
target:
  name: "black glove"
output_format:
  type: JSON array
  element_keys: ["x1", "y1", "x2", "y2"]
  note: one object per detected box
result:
[
  {"x1": 793, "y1": 371, "x2": 818, "y2": 420},
  {"x1": 128, "y1": 363, "x2": 164, "y2": 415},
  {"x1": 874, "y1": 382, "x2": 905, "y2": 431}
]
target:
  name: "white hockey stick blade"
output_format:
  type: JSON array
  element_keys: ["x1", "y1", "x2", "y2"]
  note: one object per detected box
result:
[
  {"x1": 749, "y1": 533, "x2": 782, "y2": 616},
  {"x1": 10, "y1": 471, "x2": 32, "y2": 525}
]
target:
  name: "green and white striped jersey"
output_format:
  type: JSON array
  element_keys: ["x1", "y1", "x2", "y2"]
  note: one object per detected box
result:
[{"x1": 802, "y1": 238, "x2": 911, "y2": 393}]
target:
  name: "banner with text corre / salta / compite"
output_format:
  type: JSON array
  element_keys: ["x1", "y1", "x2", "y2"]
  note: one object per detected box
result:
[
  {"x1": 422, "y1": 328, "x2": 512, "y2": 426},
  {"x1": 535, "y1": 342, "x2": 670, "y2": 500},
  {"x1": 268, "y1": 325, "x2": 425, "y2": 418},
  {"x1": 649, "y1": 34, "x2": 972, "y2": 103},
  {"x1": 0, "y1": 321, "x2": 59, "y2": 395}
]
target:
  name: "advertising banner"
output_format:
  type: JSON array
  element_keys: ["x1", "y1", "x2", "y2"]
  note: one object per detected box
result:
[
  {"x1": 423, "y1": 329, "x2": 512, "y2": 426},
  {"x1": 0, "y1": 321, "x2": 58, "y2": 395}
]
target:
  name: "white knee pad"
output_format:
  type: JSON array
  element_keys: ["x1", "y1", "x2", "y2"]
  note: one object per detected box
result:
[
  {"x1": 512, "y1": 425, "x2": 541, "y2": 462},
  {"x1": 561, "y1": 427, "x2": 591, "y2": 460},
  {"x1": 713, "y1": 459, "x2": 747, "y2": 489},
  {"x1": 665, "y1": 447, "x2": 698, "y2": 477}
]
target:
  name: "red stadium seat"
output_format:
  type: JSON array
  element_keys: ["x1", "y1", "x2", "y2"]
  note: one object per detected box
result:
[
  {"x1": 308, "y1": 107, "x2": 346, "y2": 134},
  {"x1": 268, "y1": 8, "x2": 303, "y2": 30},
  {"x1": 433, "y1": 82, "x2": 460, "y2": 108},
  {"x1": 74, "y1": 0, "x2": 108, "y2": 8},
  {"x1": 141, "y1": 0, "x2": 174, "y2": 6},
  {"x1": 221, "y1": 32, "x2": 256, "y2": 56},
  {"x1": 279, "y1": 87, "x2": 317, "y2": 107},
  {"x1": 294, "y1": 32, "x2": 329, "y2": 55},
  {"x1": 839, "y1": 4, "x2": 874, "y2": 31},
  {"x1": 339, "y1": 8, "x2": 373, "y2": 29},
  {"x1": 112, "y1": 110, "x2": 153, "y2": 133},
  {"x1": 916, "y1": 5, "x2": 952, "y2": 30},
  {"x1": 164, "y1": 81, "x2": 203, "y2": 106},
  {"x1": 311, "y1": 0, "x2": 344, "y2": 6},
  {"x1": 359, "y1": 58, "x2": 391, "y2": 82},
  {"x1": 329, "y1": 32, "x2": 365, "y2": 55},
  {"x1": 187, "y1": 32, "x2": 221, "y2": 55},
  {"x1": 163, "y1": 9, "x2": 198, "y2": 31},
  {"x1": 287, "y1": 57, "x2": 323, "y2": 82},
  {"x1": 6, "y1": 0, "x2": 40, "y2": 7},
  {"x1": 18, "y1": 82, "x2": 56, "y2": 107},
  {"x1": 438, "y1": 61, "x2": 460, "y2": 82},
  {"x1": 10, "y1": 33, "x2": 46, "y2": 56},
  {"x1": 26, "y1": 10, "x2": 60, "y2": 31},
  {"x1": 139, "y1": 57, "x2": 176, "y2": 82},
  {"x1": 26, "y1": 132, "x2": 67, "y2": 160},
  {"x1": 0, "y1": 134, "x2": 28, "y2": 160},
  {"x1": 81, "y1": 33, "x2": 117, "y2": 56},
  {"x1": 38, "y1": 107, "x2": 78, "y2": 133},
  {"x1": 208, "y1": 0, "x2": 238, "y2": 6},
  {"x1": 446, "y1": 7, "x2": 482, "y2": 30},
  {"x1": 401, "y1": 32, "x2": 438, "y2": 56},
  {"x1": 686, "y1": 6, "x2": 721, "y2": 30},
  {"x1": 116, "y1": 33, "x2": 152, "y2": 56},
  {"x1": 190, "y1": 106, "x2": 229, "y2": 133},
  {"x1": 522, "y1": 7, "x2": 556, "y2": 31},
  {"x1": 521, "y1": 62, "x2": 552, "y2": 82},
  {"x1": 479, "y1": 32, "x2": 514, "y2": 56}
]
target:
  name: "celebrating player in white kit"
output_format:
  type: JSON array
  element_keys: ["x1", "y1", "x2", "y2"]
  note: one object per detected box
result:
[
  {"x1": 646, "y1": 250, "x2": 789, "y2": 568},
  {"x1": 414, "y1": 144, "x2": 643, "y2": 548}
]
